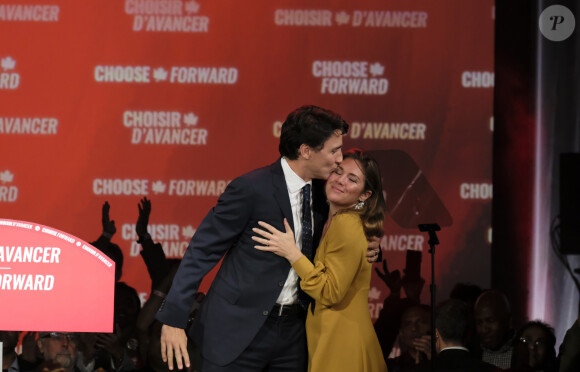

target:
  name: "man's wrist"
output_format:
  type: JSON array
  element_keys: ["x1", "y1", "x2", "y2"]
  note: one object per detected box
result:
[
  {"x1": 137, "y1": 232, "x2": 152, "y2": 244},
  {"x1": 388, "y1": 290, "x2": 401, "y2": 298}
]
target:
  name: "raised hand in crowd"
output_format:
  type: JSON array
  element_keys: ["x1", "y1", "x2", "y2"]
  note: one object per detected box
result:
[
  {"x1": 20, "y1": 331, "x2": 42, "y2": 366},
  {"x1": 135, "y1": 197, "x2": 171, "y2": 291},
  {"x1": 402, "y1": 274, "x2": 425, "y2": 304},
  {"x1": 136, "y1": 197, "x2": 151, "y2": 242},
  {"x1": 375, "y1": 258, "x2": 402, "y2": 297},
  {"x1": 102, "y1": 201, "x2": 117, "y2": 240},
  {"x1": 91, "y1": 201, "x2": 124, "y2": 282}
]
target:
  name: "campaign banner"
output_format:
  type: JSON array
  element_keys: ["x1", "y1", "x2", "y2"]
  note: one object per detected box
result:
[
  {"x1": 0, "y1": 0, "x2": 494, "y2": 318},
  {"x1": 0, "y1": 219, "x2": 115, "y2": 332}
]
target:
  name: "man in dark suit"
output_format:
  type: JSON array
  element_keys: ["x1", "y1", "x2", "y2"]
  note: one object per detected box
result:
[
  {"x1": 433, "y1": 299, "x2": 497, "y2": 372},
  {"x1": 156, "y1": 105, "x2": 380, "y2": 372}
]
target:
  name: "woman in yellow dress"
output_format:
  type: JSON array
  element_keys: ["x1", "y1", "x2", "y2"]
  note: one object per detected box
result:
[{"x1": 253, "y1": 149, "x2": 388, "y2": 372}]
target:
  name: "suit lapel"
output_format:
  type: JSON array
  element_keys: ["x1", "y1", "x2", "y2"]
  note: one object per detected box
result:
[
  {"x1": 311, "y1": 179, "x2": 328, "y2": 250},
  {"x1": 270, "y1": 159, "x2": 295, "y2": 233}
]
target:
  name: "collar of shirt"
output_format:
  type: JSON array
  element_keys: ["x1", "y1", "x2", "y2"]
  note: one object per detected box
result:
[
  {"x1": 280, "y1": 157, "x2": 310, "y2": 193},
  {"x1": 441, "y1": 346, "x2": 470, "y2": 352}
]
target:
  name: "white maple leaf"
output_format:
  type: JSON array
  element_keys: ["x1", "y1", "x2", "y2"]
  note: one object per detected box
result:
[
  {"x1": 153, "y1": 67, "x2": 168, "y2": 82},
  {"x1": 0, "y1": 170, "x2": 14, "y2": 183},
  {"x1": 182, "y1": 225, "x2": 196, "y2": 238},
  {"x1": 369, "y1": 63, "x2": 385, "y2": 77},
  {"x1": 1, "y1": 56, "x2": 16, "y2": 71},
  {"x1": 152, "y1": 180, "x2": 166, "y2": 194},
  {"x1": 184, "y1": 0, "x2": 200, "y2": 13},
  {"x1": 335, "y1": 11, "x2": 350, "y2": 25},
  {"x1": 368, "y1": 287, "x2": 381, "y2": 301},
  {"x1": 183, "y1": 113, "x2": 198, "y2": 126}
]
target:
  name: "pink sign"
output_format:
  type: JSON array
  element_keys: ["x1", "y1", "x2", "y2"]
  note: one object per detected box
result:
[{"x1": 0, "y1": 219, "x2": 115, "y2": 332}]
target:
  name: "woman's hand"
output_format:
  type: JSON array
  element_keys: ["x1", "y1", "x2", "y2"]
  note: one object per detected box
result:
[{"x1": 253, "y1": 219, "x2": 303, "y2": 264}]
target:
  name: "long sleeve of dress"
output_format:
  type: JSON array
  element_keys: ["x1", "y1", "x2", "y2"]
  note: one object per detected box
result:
[{"x1": 292, "y1": 213, "x2": 366, "y2": 307}]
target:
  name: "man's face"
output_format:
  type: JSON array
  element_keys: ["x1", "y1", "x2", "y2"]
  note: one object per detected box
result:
[
  {"x1": 399, "y1": 307, "x2": 431, "y2": 352},
  {"x1": 306, "y1": 131, "x2": 343, "y2": 180},
  {"x1": 474, "y1": 304, "x2": 510, "y2": 350},
  {"x1": 38, "y1": 333, "x2": 77, "y2": 369}
]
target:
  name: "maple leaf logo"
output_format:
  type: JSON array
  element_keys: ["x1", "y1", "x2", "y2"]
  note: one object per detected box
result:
[
  {"x1": 183, "y1": 113, "x2": 198, "y2": 126},
  {"x1": 0, "y1": 170, "x2": 14, "y2": 183},
  {"x1": 335, "y1": 11, "x2": 350, "y2": 25},
  {"x1": 1, "y1": 56, "x2": 16, "y2": 71},
  {"x1": 152, "y1": 180, "x2": 166, "y2": 194},
  {"x1": 368, "y1": 287, "x2": 381, "y2": 301},
  {"x1": 153, "y1": 67, "x2": 168, "y2": 82},
  {"x1": 182, "y1": 225, "x2": 196, "y2": 238},
  {"x1": 184, "y1": 0, "x2": 200, "y2": 13},
  {"x1": 369, "y1": 63, "x2": 385, "y2": 77}
]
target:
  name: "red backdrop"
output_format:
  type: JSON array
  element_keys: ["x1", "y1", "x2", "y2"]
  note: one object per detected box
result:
[{"x1": 1, "y1": 0, "x2": 494, "y2": 321}]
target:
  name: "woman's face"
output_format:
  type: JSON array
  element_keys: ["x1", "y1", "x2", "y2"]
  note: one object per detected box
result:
[
  {"x1": 325, "y1": 157, "x2": 370, "y2": 209},
  {"x1": 517, "y1": 325, "x2": 551, "y2": 368}
]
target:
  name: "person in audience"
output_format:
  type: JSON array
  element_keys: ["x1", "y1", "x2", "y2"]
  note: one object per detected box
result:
[
  {"x1": 91, "y1": 202, "x2": 123, "y2": 283},
  {"x1": 433, "y1": 299, "x2": 496, "y2": 371},
  {"x1": 474, "y1": 289, "x2": 516, "y2": 369},
  {"x1": 134, "y1": 197, "x2": 203, "y2": 372},
  {"x1": 373, "y1": 256, "x2": 426, "y2": 362},
  {"x1": 134, "y1": 197, "x2": 173, "y2": 293},
  {"x1": 387, "y1": 304, "x2": 432, "y2": 372},
  {"x1": 35, "y1": 332, "x2": 80, "y2": 372},
  {"x1": 510, "y1": 321, "x2": 557, "y2": 372},
  {"x1": 82, "y1": 201, "x2": 142, "y2": 371},
  {"x1": 449, "y1": 282, "x2": 483, "y2": 353}
]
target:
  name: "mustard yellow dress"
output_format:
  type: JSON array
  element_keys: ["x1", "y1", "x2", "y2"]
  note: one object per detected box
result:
[{"x1": 292, "y1": 212, "x2": 388, "y2": 372}]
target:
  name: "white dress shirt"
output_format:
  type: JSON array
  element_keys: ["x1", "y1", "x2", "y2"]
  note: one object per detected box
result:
[{"x1": 275, "y1": 157, "x2": 312, "y2": 305}]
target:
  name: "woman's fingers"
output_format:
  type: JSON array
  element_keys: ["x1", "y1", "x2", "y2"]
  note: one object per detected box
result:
[
  {"x1": 257, "y1": 220, "x2": 277, "y2": 233},
  {"x1": 283, "y1": 218, "x2": 294, "y2": 234},
  {"x1": 252, "y1": 227, "x2": 271, "y2": 239},
  {"x1": 251, "y1": 235, "x2": 270, "y2": 246}
]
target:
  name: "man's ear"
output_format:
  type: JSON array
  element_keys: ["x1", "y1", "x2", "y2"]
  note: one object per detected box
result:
[{"x1": 299, "y1": 144, "x2": 311, "y2": 160}]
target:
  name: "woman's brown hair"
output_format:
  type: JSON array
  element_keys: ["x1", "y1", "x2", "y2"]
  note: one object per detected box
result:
[{"x1": 340, "y1": 149, "x2": 386, "y2": 238}]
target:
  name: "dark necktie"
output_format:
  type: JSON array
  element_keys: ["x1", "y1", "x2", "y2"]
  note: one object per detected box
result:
[{"x1": 298, "y1": 183, "x2": 313, "y2": 309}]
